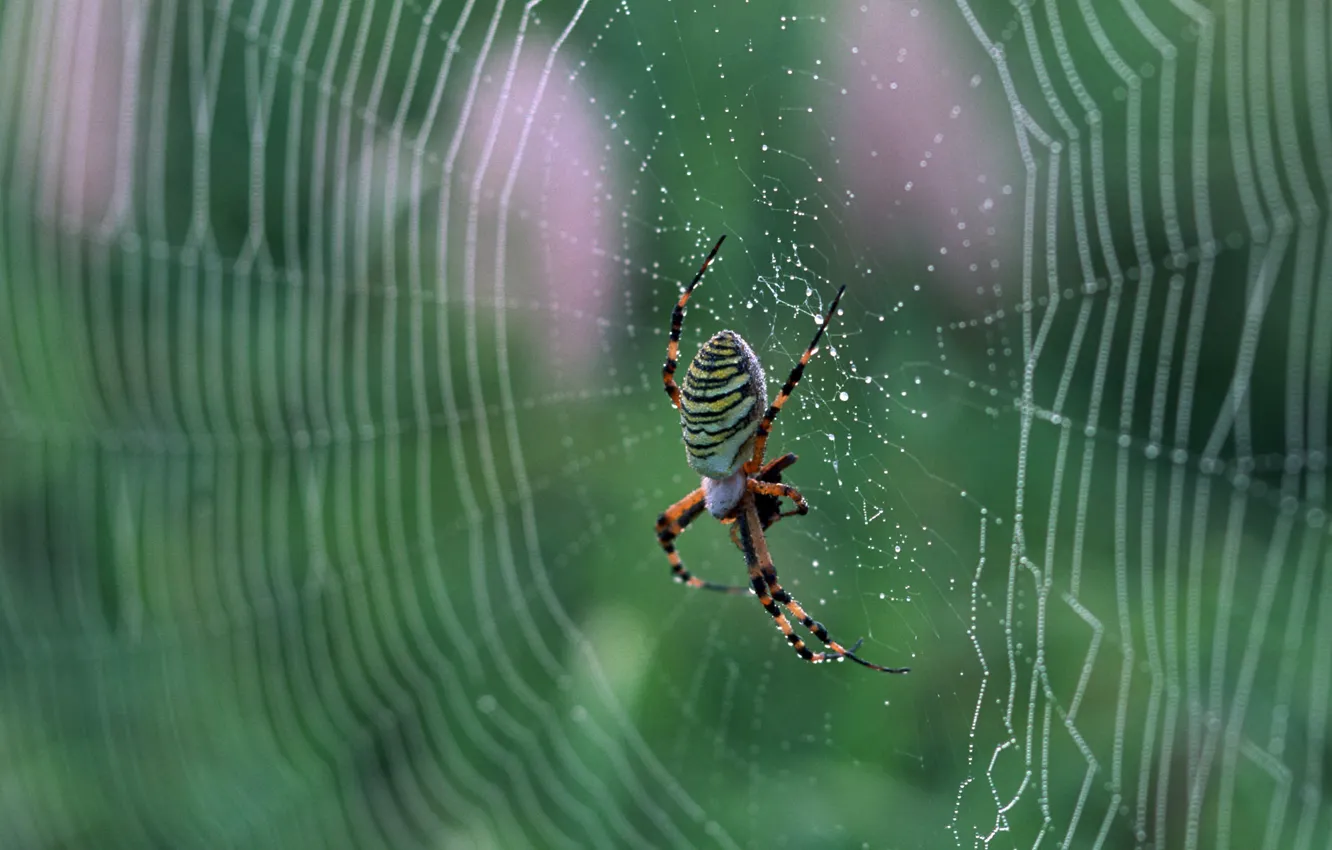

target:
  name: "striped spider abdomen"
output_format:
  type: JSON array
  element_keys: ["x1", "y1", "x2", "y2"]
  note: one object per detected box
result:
[{"x1": 679, "y1": 330, "x2": 767, "y2": 480}]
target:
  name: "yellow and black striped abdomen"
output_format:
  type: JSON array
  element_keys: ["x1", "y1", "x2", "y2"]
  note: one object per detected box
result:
[{"x1": 679, "y1": 330, "x2": 767, "y2": 478}]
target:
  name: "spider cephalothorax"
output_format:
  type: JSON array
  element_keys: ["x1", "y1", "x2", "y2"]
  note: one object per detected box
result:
[{"x1": 655, "y1": 235, "x2": 909, "y2": 674}]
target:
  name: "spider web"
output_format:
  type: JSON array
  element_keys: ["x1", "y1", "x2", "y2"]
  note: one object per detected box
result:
[{"x1": 1, "y1": 0, "x2": 1329, "y2": 848}]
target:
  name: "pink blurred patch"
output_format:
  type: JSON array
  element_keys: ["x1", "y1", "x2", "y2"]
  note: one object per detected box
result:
[
  {"x1": 831, "y1": 4, "x2": 1021, "y2": 307},
  {"x1": 14, "y1": 0, "x2": 134, "y2": 232},
  {"x1": 460, "y1": 32, "x2": 616, "y2": 375}
]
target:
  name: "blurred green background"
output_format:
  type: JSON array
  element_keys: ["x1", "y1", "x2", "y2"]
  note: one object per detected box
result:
[{"x1": 1, "y1": 0, "x2": 1329, "y2": 848}]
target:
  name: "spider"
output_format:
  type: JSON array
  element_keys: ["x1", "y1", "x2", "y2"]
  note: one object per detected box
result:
[{"x1": 656, "y1": 235, "x2": 909, "y2": 673}]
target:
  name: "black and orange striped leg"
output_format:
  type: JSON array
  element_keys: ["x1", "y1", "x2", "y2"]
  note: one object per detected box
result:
[
  {"x1": 725, "y1": 453, "x2": 805, "y2": 551},
  {"x1": 726, "y1": 510, "x2": 808, "y2": 553},
  {"x1": 726, "y1": 476, "x2": 808, "y2": 552},
  {"x1": 745, "y1": 286, "x2": 847, "y2": 473},
  {"x1": 758, "y1": 452, "x2": 799, "y2": 479},
  {"x1": 747, "y1": 479, "x2": 808, "y2": 515},
  {"x1": 663, "y1": 235, "x2": 727, "y2": 409},
  {"x1": 736, "y1": 496, "x2": 835, "y2": 663},
  {"x1": 657, "y1": 487, "x2": 751, "y2": 594},
  {"x1": 738, "y1": 496, "x2": 909, "y2": 673}
]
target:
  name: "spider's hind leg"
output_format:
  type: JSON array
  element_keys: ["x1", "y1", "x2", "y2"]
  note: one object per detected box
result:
[
  {"x1": 745, "y1": 286, "x2": 846, "y2": 473},
  {"x1": 662, "y1": 236, "x2": 727, "y2": 409}
]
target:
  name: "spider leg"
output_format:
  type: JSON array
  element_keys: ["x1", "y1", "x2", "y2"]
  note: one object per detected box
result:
[
  {"x1": 663, "y1": 235, "x2": 727, "y2": 410},
  {"x1": 738, "y1": 496, "x2": 909, "y2": 673},
  {"x1": 745, "y1": 286, "x2": 846, "y2": 473},
  {"x1": 724, "y1": 454, "x2": 806, "y2": 552},
  {"x1": 730, "y1": 453, "x2": 806, "y2": 550},
  {"x1": 747, "y1": 479, "x2": 808, "y2": 516},
  {"x1": 736, "y1": 496, "x2": 838, "y2": 664},
  {"x1": 758, "y1": 452, "x2": 799, "y2": 479},
  {"x1": 657, "y1": 486, "x2": 750, "y2": 594},
  {"x1": 727, "y1": 479, "x2": 806, "y2": 553}
]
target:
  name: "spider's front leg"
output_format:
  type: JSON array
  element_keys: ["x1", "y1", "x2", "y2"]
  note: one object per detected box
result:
[
  {"x1": 657, "y1": 487, "x2": 751, "y2": 595},
  {"x1": 737, "y1": 495, "x2": 909, "y2": 673}
]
